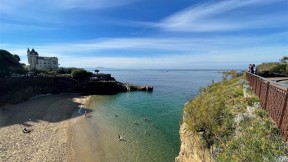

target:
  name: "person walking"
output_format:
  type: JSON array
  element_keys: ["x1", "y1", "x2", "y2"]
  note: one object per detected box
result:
[
  {"x1": 248, "y1": 64, "x2": 252, "y2": 72},
  {"x1": 250, "y1": 64, "x2": 255, "y2": 73}
]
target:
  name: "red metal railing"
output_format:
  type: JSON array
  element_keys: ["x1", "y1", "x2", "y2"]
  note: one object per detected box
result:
[{"x1": 246, "y1": 72, "x2": 288, "y2": 141}]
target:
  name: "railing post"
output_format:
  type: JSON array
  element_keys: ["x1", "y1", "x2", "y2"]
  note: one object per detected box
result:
[
  {"x1": 258, "y1": 78, "x2": 262, "y2": 98},
  {"x1": 245, "y1": 72, "x2": 288, "y2": 141},
  {"x1": 279, "y1": 88, "x2": 288, "y2": 128},
  {"x1": 264, "y1": 82, "x2": 270, "y2": 110}
]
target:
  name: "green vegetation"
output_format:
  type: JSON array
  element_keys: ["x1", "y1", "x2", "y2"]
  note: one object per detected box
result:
[
  {"x1": 71, "y1": 68, "x2": 92, "y2": 81},
  {"x1": 256, "y1": 56, "x2": 288, "y2": 77},
  {"x1": 217, "y1": 109, "x2": 287, "y2": 161},
  {"x1": 31, "y1": 67, "x2": 77, "y2": 76},
  {"x1": 57, "y1": 67, "x2": 79, "y2": 74},
  {"x1": 31, "y1": 67, "x2": 93, "y2": 80},
  {"x1": 280, "y1": 56, "x2": 288, "y2": 63},
  {"x1": 184, "y1": 72, "x2": 288, "y2": 161},
  {"x1": 0, "y1": 49, "x2": 27, "y2": 77}
]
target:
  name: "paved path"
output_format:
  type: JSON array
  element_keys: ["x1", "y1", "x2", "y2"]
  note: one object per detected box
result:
[{"x1": 265, "y1": 77, "x2": 288, "y2": 82}]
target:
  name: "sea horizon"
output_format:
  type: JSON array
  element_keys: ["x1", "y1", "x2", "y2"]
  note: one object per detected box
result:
[{"x1": 85, "y1": 68, "x2": 246, "y2": 72}]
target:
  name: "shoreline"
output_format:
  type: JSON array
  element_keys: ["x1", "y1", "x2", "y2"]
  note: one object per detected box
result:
[
  {"x1": 68, "y1": 95, "x2": 91, "y2": 162},
  {"x1": 0, "y1": 94, "x2": 89, "y2": 162}
]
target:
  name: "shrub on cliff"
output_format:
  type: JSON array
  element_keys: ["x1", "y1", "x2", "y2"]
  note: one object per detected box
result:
[
  {"x1": 256, "y1": 62, "x2": 288, "y2": 77},
  {"x1": 71, "y1": 68, "x2": 92, "y2": 81},
  {"x1": 217, "y1": 109, "x2": 287, "y2": 161},
  {"x1": 184, "y1": 75, "x2": 239, "y2": 148},
  {"x1": 184, "y1": 72, "x2": 288, "y2": 161},
  {"x1": 0, "y1": 49, "x2": 27, "y2": 77},
  {"x1": 280, "y1": 56, "x2": 288, "y2": 63}
]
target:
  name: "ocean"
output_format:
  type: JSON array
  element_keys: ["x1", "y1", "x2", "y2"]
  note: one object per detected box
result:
[{"x1": 71, "y1": 69, "x2": 224, "y2": 162}]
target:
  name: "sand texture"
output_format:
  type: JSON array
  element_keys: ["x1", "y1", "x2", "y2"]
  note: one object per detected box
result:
[{"x1": 0, "y1": 94, "x2": 88, "y2": 162}]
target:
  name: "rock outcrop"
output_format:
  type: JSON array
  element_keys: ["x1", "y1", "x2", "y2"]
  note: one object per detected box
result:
[
  {"x1": 76, "y1": 81, "x2": 127, "y2": 95},
  {"x1": 175, "y1": 122, "x2": 213, "y2": 162},
  {"x1": 0, "y1": 77, "x2": 153, "y2": 107},
  {"x1": 0, "y1": 77, "x2": 77, "y2": 106}
]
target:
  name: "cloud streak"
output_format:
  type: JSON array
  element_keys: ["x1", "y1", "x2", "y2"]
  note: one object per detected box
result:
[
  {"x1": 1, "y1": 0, "x2": 287, "y2": 69},
  {"x1": 58, "y1": 0, "x2": 140, "y2": 9},
  {"x1": 0, "y1": 0, "x2": 139, "y2": 12},
  {"x1": 15, "y1": 31, "x2": 286, "y2": 54},
  {"x1": 149, "y1": 0, "x2": 288, "y2": 32},
  {"x1": 2, "y1": 31, "x2": 287, "y2": 69},
  {"x1": 0, "y1": 0, "x2": 140, "y2": 31}
]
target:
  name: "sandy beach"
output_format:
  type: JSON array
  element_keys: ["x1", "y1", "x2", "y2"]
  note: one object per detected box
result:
[{"x1": 0, "y1": 94, "x2": 90, "y2": 162}]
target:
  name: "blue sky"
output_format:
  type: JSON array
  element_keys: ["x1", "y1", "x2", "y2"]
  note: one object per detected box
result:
[{"x1": 0, "y1": 0, "x2": 287, "y2": 69}]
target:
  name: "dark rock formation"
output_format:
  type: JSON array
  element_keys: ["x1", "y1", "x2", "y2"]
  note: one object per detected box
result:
[
  {"x1": 0, "y1": 77, "x2": 77, "y2": 106},
  {"x1": 126, "y1": 84, "x2": 153, "y2": 92},
  {"x1": 76, "y1": 81, "x2": 127, "y2": 95},
  {"x1": 0, "y1": 77, "x2": 153, "y2": 107}
]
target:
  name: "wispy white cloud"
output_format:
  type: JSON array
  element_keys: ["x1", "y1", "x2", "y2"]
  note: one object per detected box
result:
[
  {"x1": 0, "y1": 0, "x2": 140, "y2": 30},
  {"x1": 0, "y1": 23, "x2": 58, "y2": 31},
  {"x1": 58, "y1": 0, "x2": 139, "y2": 9},
  {"x1": 52, "y1": 47, "x2": 287, "y2": 69},
  {"x1": 0, "y1": 0, "x2": 139, "y2": 12},
  {"x1": 2, "y1": 31, "x2": 287, "y2": 69},
  {"x1": 147, "y1": 0, "x2": 288, "y2": 32},
  {"x1": 16, "y1": 31, "x2": 286, "y2": 53}
]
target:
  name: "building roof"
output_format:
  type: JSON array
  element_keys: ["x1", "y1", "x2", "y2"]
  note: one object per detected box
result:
[{"x1": 30, "y1": 48, "x2": 39, "y2": 55}]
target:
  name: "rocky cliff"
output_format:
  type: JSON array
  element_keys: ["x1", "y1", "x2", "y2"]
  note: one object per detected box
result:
[
  {"x1": 175, "y1": 74, "x2": 288, "y2": 162},
  {"x1": 175, "y1": 122, "x2": 213, "y2": 162},
  {"x1": 0, "y1": 77, "x2": 77, "y2": 106},
  {"x1": 0, "y1": 77, "x2": 126, "y2": 106},
  {"x1": 0, "y1": 77, "x2": 153, "y2": 107}
]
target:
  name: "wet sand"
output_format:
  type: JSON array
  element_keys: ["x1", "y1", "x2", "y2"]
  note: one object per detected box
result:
[
  {"x1": 0, "y1": 94, "x2": 89, "y2": 162},
  {"x1": 69, "y1": 96, "x2": 109, "y2": 162}
]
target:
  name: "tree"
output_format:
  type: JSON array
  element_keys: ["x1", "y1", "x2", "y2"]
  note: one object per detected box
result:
[
  {"x1": 13, "y1": 54, "x2": 20, "y2": 62},
  {"x1": 280, "y1": 56, "x2": 288, "y2": 63},
  {"x1": 95, "y1": 69, "x2": 100, "y2": 75},
  {"x1": 71, "y1": 68, "x2": 92, "y2": 81},
  {"x1": 0, "y1": 49, "x2": 27, "y2": 77}
]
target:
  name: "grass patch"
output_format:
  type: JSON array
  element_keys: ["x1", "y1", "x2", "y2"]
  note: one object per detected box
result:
[
  {"x1": 217, "y1": 110, "x2": 287, "y2": 162},
  {"x1": 184, "y1": 72, "x2": 288, "y2": 161}
]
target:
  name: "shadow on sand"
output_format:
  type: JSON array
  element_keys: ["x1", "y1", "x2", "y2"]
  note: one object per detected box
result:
[{"x1": 0, "y1": 94, "x2": 93, "y2": 128}]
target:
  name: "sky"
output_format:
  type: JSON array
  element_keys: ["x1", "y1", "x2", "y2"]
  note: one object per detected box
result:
[{"x1": 0, "y1": 0, "x2": 287, "y2": 69}]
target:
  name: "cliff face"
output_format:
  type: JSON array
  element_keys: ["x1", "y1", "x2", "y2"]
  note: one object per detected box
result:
[
  {"x1": 0, "y1": 77, "x2": 127, "y2": 106},
  {"x1": 0, "y1": 77, "x2": 77, "y2": 106},
  {"x1": 176, "y1": 74, "x2": 288, "y2": 162},
  {"x1": 175, "y1": 122, "x2": 213, "y2": 162},
  {"x1": 0, "y1": 77, "x2": 152, "y2": 107}
]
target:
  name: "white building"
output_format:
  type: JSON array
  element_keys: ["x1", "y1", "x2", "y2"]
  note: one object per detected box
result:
[{"x1": 27, "y1": 48, "x2": 59, "y2": 70}]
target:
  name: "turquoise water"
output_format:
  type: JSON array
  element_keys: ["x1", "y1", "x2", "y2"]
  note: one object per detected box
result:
[{"x1": 81, "y1": 70, "x2": 224, "y2": 161}]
